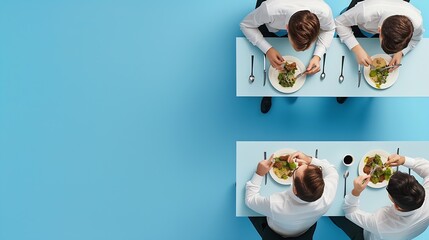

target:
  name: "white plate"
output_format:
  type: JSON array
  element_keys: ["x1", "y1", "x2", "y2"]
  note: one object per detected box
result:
[
  {"x1": 358, "y1": 149, "x2": 393, "y2": 188},
  {"x1": 364, "y1": 54, "x2": 399, "y2": 89},
  {"x1": 268, "y1": 56, "x2": 306, "y2": 94},
  {"x1": 269, "y1": 148, "x2": 297, "y2": 185}
]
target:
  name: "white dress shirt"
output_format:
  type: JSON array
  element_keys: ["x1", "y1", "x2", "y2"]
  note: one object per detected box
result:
[
  {"x1": 239, "y1": 0, "x2": 335, "y2": 58},
  {"x1": 335, "y1": 0, "x2": 423, "y2": 55},
  {"x1": 344, "y1": 157, "x2": 429, "y2": 240},
  {"x1": 245, "y1": 158, "x2": 339, "y2": 237}
]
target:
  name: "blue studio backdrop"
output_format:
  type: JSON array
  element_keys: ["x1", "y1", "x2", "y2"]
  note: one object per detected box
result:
[{"x1": 1, "y1": 0, "x2": 429, "y2": 239}]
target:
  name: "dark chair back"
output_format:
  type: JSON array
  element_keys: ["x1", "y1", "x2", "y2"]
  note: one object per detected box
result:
[{"x1": 261, "y1": 222, "x2": 317, "y2": 240}]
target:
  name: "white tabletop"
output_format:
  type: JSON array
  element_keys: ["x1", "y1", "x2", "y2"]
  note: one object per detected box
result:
[
  {"x1": 236, "y1": 37, "x2": 429, "y2": 97},
  {"x1": 236, "y1": 141, "x2": 428, "y2": 217}
]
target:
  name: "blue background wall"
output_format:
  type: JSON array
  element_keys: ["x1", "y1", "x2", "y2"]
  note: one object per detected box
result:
[{"x1": 0, "y1": 0, "x2": 428, "y2": 239}]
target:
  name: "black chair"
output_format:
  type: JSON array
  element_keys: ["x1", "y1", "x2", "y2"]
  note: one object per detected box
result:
[{"x1": 261, "y1": 222, "x2": 317, "y2": 240}]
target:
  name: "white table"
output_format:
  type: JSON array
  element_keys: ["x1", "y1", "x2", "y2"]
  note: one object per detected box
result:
[
  {"x1": 236, "y1": 38, "x2": 429, "y2": 96},
  {"x1": 236, "y1": 141, "x2": 428, "y2": 216}
]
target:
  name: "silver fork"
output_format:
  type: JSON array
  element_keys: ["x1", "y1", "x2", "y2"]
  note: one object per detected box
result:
[
  {"x1": 369, "y1": 165, "x2": 381, "y2": 175},
  {"x1": 296, "y1": 70, "x2": 308, "y2": 79},
  {"x1": 362, "y1": 166, "x2": 381, "y2": 184}
]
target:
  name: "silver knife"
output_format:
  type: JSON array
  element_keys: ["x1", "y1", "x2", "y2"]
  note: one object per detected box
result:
[
  {"x1": 263, "y1": 54, "x2": 267, "y2": 86},
  {"x1": 397, "y1": 148, "x2": 400, "y2": 172},
  {"x1": 379, "y1": 64, "x2": 402, "y2": 72},
  {"x1": 358, "y1": 64, "x2": 361, "y2": 88},
  {"x1": 264, "y1": 151, "x2": 267, "y2": 185}
]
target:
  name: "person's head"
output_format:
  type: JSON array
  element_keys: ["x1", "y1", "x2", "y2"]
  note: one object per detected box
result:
[
  {"x1": 380, "y1": 15, "x2": 414, "y2": 54},
  {"x1": 293, "y1": 164, "x2": 324, "y2": 202},
  {"x1": 287, "y1": 10, "x2": 320, "y2": 51},
  {"x1": 387, "y1": 171, "x2": 425, "y2": 212}
]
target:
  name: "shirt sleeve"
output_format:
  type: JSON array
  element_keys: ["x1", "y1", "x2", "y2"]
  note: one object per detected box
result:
[
  {"x1": 311, "y1": 158, "x2": 339, "y2": 203},
  {"x1": 334, "y1": 3, "x2": 365, "y2": 50},
  {"x1": 401, "y1": 25, "x2": 424, "y2": 56},
  {"x1": 343, "y1": 194, "x2": 380, "y2": 234},
  {"x1": 245, "y1": 173, "x2": 272, "y2": 216},
  {"x1": 403, "y1": 157, "x2": 429, "y2": 188},
  {"x1": 239, "y1": 2, "x2": 273, "y2": 54},
  {"x1": 313, "y1": 11, "x2": 335, "y2": 58}
]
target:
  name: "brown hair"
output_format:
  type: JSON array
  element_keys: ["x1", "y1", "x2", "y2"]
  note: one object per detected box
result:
[
  {"x1": 381, "y1": 15, "x2": 414, "y2": 54},
  {"x1": 288, "y1": 10, "x2": 320, "y2": 51},
  {"x1": 387, "y1": 171, "x2": 425, "y2": 211},
  {"x1": 294, "y1": 165, "x2": 324, "y2": 202}
]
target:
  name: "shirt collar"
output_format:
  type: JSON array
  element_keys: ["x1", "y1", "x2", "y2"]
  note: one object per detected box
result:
[
  {"x1": 288, "y1": 189, "x2": 309, "y2": 204},
  {"x1": 378, "y1": 16, "x2": 389, "y2": 30},
  {"x1": 392, "y1": 205, "x2": 417, "y2": 217}
]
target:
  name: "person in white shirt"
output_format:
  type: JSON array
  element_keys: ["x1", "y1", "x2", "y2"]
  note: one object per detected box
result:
[
  {"x1": 331, "y1": 154, "x2": 429, "y2": 240},
  {"x1": 335, "y1": 0, "x2": 422, "y2": 68},
  {"x1": 246, "y1": 151, "x2": 339, "y2": 239},
  {"x1": 334, "y1": 0, "x2": 421, "y2": 105},
  {"x1": 240, "y1": 0, "x2": 335, "y2": 114}
]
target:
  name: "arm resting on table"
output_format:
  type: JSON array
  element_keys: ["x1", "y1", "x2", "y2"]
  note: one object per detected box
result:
[
  {"x1": 334, "y1": 4, "x2": 365, "y2": 51},
  {"x1": 403, "y1": 157, "x2": 429, "y2": 188},
  {"x1": 240, "y1": 2, "x2": 273, "y2": 54},
  {"x1": 313, "y1": 10, "x2": 335, "y2": 58},
  {"x1": 245, "y1": 173, "x2": 272, "y2": 216},
  {"x1": 343, "y1": 194, "x2": 380, "y2": 234}
]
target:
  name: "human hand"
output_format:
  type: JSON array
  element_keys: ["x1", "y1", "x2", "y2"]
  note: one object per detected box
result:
[
  {"x1": 388, "y1": 52, "x2": 403, "y2": 72},
  {"x1": 256, "y1": 154, "x2": 275, "y2": 176},
  {"x1": 306, "y1": 55, "x2": 321, "y2": 75},
  {"x1": 352, "y1": 45, "x2": 372, "y2": 66},
  {"x1": 266, "y1": 47, "x2": 285, "y2": 71},
  {"x1": 289, "y1": 151, "x2": 312, "y2": 166},
  {"x1": 352, "y1": 175, "x2": 370, "y2": 196},
  {"x1": 386, "y1": 154, "x2": 405, "y2": 167}
]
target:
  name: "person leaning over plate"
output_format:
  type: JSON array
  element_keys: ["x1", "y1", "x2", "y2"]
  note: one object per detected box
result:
[
  {"x1": 330, "y1": 155, "x2": 429, "y2": 240},
  {"x1": 335, "y1": 0, "x2": 423, "y2": 104},
  {"x1": 246, "y1": 151, "x2": 339, "y2": 239},
  {"x1": 240, "y1": 0, "x2": 335, "y2": 114}
]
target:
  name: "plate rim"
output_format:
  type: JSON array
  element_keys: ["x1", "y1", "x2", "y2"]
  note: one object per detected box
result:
[
  {"x1": 363, "y1": 54, "x2": 399, "y2": 90},
  {"x1": 269, "y1": 148, "x2": 297, "y2": 185},
  {"x1": 358, "y1": 149, "x2": 392, "y2": 188},
  {"x1": 268, "y1": 56, "x2": 306, "y2": 94}
]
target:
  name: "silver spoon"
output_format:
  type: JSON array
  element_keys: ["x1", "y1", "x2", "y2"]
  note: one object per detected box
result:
[
  {"x1": 343, "y1": 170, "x2": 349, "y2": 198},
  {"x1": 320, "y1": 53, "x2": 326, "y2": 80},
  {"x1": 249, "y1": 55, "x2": 255, "y2": 83},
  {"x1": 339, "y1": 55, "x2": 345, "y2": 83}
]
